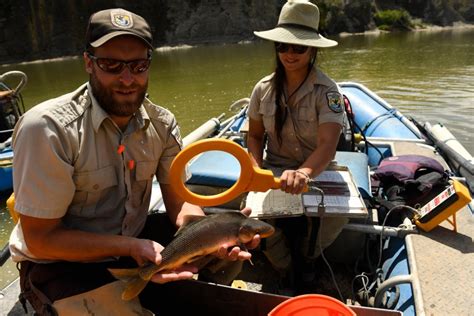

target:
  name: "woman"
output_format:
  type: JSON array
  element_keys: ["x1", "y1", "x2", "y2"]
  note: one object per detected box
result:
[{"x1": 248, "y1": 0, "x2": 348, "y2": 288}]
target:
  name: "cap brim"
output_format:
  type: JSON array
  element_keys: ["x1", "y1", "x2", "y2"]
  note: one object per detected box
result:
[
  {"x1": 90, "y1": 31, "x2": 153, "y2": 49},
  {"x1": 254, "y1": 26, "x2": 337, "y2": 48}
]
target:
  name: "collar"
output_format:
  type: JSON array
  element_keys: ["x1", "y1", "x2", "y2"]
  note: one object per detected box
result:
[{"x1": 291, "y1": 67, "x2": 333, "y2": 105}]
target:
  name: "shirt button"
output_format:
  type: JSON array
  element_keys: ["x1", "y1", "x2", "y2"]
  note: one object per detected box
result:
[
  {"x1": 295, "y1": 148, "x2": 299, "y2": 151},
  {"x1": 93, "y1": 184, "x2": 99, "y2": 190}
]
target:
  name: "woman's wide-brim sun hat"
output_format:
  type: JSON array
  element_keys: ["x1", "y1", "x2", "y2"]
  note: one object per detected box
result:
[{"x1": 254, "y1": 0, "x2": 337, "y2": 48}]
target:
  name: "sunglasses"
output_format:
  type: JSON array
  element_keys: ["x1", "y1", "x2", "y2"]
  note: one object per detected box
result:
[
  {"x1": 275, "y1": 43, "x2": 309, "y2": 54},
  {"x1": 87, "y1": 53, "x2": 151, "y2": 74}
]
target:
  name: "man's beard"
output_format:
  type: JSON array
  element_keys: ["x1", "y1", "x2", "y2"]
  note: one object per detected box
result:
[{"x1": 90, "y1": 70, "x2": 148, "y2": 117}]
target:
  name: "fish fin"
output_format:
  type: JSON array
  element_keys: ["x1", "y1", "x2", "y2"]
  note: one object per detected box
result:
[
  {"x1": 108, "y1": 267, "x2": 141, "y2": 282},
  {"x1": 191, "y1": 255, "x2": 215, "y2": 270},
  {"x1": 238, "y1": 226, "x2": 255, "y2": 244},
  {"x1": 175, "y1": 214, "x2": 206, "y2": 236},
  {"x1": 121, "y1": 277, "x2": 149, "y2": 301},
  {"x1": 235, "y1": 242, "x2": 252, "y2": 265},
  {"x1": 108, "y1": 268, "x2": 149, "y2": 301}
]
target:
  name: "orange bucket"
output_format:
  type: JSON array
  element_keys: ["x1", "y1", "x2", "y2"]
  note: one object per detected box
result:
[{"x1": 268, "y1": 294, "x2": 355, "y2": 316}]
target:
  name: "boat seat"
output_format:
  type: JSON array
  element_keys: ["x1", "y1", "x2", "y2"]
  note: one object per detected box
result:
[{"x1": 186, "y1": 150, "x2": 371, "y2": 198}]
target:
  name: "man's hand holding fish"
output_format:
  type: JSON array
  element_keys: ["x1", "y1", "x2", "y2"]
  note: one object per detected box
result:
[
  {"x1": 128, "y1": 237, "x2": 199, "y2": 284},
  {"x1": 109, "y1": 210, "x2": 275, "y2": 300},
  {"x1": 213, "y1": 207, "x2": 261, "y2": 261},
  {"x1": 145, "y1": 208, "x2": 260, "y2": 284}
]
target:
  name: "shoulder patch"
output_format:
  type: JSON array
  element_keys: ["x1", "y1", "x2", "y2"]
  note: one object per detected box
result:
[{"x1": 326, "y1": 92, "x2": 343, "y2": 113}]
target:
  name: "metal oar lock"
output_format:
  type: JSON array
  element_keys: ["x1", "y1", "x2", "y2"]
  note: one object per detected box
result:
[{"x1": 169, "y1": 139, "x2": 307, "y2": 207}]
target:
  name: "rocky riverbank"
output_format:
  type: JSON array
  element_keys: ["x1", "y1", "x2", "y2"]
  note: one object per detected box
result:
[{"x1": 0, "y1": 0, "x2": 472, "y2": 64}]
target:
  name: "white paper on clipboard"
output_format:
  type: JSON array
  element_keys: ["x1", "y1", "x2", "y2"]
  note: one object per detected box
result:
[
  {"x1": 303, "y1": 166, "x2": 368, "y2": 218},
  {"x1": 246, "y1": 165, "x2": 367, "y2": 219}
]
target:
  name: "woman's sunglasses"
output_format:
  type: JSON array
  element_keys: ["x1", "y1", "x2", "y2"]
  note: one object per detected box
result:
[
  {"x1": 275, "y1": 43, "x2": 309, "y2": 54},
  {"x1": 87, "y1": 53, "x2": 151, "y2": 74}
]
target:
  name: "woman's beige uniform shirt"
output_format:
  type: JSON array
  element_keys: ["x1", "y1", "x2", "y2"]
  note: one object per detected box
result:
[{"x1": 248, "y1": 68, "x2": 345, "y2": 168}]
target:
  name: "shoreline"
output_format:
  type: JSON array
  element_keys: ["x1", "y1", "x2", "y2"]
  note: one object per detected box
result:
[
  {"x1": 339, "y1": 21, "x2": 474, "y2": 37},
  {"x1": 1, "y1": 24, "x2": 473, "y2": 67}
]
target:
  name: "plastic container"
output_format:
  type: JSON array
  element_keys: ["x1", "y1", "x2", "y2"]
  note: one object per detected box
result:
[{"x1": 268, "y1": 294, "x2": 355, "y2": 316}]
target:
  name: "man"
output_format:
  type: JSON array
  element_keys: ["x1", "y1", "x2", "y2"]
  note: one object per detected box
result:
[{"x1": 9, "y1": 8, "x2": 258, "y2": 315}]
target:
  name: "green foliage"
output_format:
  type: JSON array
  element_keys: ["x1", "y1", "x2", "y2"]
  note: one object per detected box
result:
[{"x1": 374, "y1": 9, "x2": 414, "y2": 31}]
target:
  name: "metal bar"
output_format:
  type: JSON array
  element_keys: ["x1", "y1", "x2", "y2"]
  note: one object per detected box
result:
[
  {"x1": 343, "y1": 223, "x2": 417, "y2": 237},
  {"x1": 405, "y1": 235, "x2": 426, "y2": 316}
]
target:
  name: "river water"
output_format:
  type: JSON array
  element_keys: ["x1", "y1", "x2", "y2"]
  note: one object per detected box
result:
[{"x1": 0, "y1": 28, "x2": 473, "y2": 288}]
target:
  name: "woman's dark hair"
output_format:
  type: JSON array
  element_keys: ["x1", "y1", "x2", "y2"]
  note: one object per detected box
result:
[{"x1": 272, "y1": 47, "x2": 318, "y2": 144}]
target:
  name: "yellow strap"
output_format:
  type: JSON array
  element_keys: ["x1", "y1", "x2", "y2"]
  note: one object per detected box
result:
[{"x1": 6, "y1": 193, "x2": 19, "y2": 223}]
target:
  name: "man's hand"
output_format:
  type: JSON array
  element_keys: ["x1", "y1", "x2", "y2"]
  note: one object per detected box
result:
[
  {"x1": 129, "y1": 238, "x2": 165, "y2": 267},
  {"x1": 150, "y1": 264, "x2": 198, "y2": 284},
  {"x1": 214, "y1": 208, "x2": 261, "y2": 261},
  {"x1": 132, "y1": 238, "x2": 198, "y2": 284}
]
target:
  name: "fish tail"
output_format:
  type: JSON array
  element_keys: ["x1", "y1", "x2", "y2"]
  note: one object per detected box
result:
[{"x1": 107, "y1": 267, "x2": 149, "y2": 301}]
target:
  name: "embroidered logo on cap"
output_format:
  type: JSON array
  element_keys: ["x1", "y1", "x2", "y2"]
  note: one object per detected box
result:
[
  {"x1": 110, "y1": 10, "x2": 134, "y2": 29},
  {"x1": 326, "y1": 92, "x2": 343, "y2": 113}
]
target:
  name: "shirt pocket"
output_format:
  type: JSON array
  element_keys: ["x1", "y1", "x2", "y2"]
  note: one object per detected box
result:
[
  {"x1": 70, "y1": 166, "x2": 117, "y2": 217},
  {"x1": 133, "y1": 160, "x2": 158, "y2": 205},
  {"x1": 297, "y1": 104, "x2": 318, "y2": 138},
  {"x1": 259, "y1": 101, "x2": 276, "y2": 134}
]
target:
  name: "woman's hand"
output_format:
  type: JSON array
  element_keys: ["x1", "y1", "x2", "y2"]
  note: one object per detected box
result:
[
  {"x1": 280, "y1": 169, "x2": 310, "y2": 194},
  {"x1": 214, "y1": 208, "x2": 261, "y2": 261}
]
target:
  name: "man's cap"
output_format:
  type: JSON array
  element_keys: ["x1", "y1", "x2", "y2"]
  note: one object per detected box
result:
[
  {"x1": 254, "y1": 0, "x2": 337, "y2": 48},
  {"x1": 86, "y1": 8, "x2": 153, "y2": 49}
]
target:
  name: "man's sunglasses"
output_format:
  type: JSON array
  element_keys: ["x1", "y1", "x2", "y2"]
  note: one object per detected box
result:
[
  {"x1": 275, "y1": 43, "x2": 309, "y2": 54},
  {"x1": 87, "y1": 53, "x2": 151, "y2": 74}
]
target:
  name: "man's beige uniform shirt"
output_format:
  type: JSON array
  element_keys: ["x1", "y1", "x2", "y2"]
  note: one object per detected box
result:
[
  {"x1": 10, "y1": 83, "x2": 182, "y2": 262},
  {"x1": 248, "y1": 68, "x2": 344, "y2": 169}
]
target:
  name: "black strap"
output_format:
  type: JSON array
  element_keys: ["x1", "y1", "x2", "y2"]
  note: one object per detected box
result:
[
  {"x1": 306, "y1": 217, "x2": 319, "y2": 258},
  {"x1": 18, "y1": 261, "x2": 58, "y2": 316},
  {"x1": 277, "y1": 23, "x2": 319, "y2": 33}
]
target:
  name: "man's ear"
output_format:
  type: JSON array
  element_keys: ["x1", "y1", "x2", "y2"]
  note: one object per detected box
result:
[{"x1": 84, "y1": 52, "x2": 93, "y2": 74}]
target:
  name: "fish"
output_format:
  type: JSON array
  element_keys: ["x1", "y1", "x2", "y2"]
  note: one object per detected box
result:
[{"x1": 108, "y1": 211, "x2": 275, "y2": 300}]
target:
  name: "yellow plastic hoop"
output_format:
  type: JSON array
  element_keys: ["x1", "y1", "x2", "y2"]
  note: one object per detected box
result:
[{"x1": 169, "y1": 139, "x2": 282, "y2": 207}]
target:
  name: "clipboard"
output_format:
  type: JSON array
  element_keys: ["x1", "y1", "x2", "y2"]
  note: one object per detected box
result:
[{"x1": 246, "y1": 165, "x2": 368, "y2": 219}]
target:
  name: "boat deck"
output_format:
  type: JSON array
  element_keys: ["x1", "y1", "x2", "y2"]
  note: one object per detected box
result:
[
  {"x1": 387, "y1": 139, "x2": 473, "y2": 315},
  {"x1": 408, "y1": 205, "x2": 473, "y2": 315}
]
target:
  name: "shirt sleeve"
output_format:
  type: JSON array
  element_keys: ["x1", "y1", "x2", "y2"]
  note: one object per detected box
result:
[
  {"x1": 248, "y1": 82, "x2": 263, "y2": 121},
  {"x1": 317, "y1": 85, "x2": 345, "y2": 126},
  {"x1": 155, "y1": 116, "x2": 184, "y2": 184},
  {"x1": 12, "y1": 112, "x2": 75, "y2": 219}
]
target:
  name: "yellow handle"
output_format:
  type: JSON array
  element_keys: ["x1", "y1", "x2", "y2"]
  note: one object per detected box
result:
[
  {"x1": 6, "y1": 193, "x2": 19, "y2": 223},
  {"x1": 169, "y1": 139, "x2": 282, "y2": 207}
]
